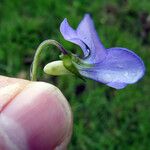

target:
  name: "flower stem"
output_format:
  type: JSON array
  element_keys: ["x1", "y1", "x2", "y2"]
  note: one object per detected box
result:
[{"x1": 30, "y1": 40, "x2": 68, "y2": 81}]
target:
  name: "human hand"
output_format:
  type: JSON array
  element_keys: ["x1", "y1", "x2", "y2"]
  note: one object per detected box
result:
[{"x1": 0, "y1": 76, "x2": 72, "y2": 150}]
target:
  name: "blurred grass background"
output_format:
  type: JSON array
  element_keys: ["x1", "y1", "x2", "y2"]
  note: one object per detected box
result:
[{"x1": 0, "y1": 0, "x2": 150, "y2": 149}]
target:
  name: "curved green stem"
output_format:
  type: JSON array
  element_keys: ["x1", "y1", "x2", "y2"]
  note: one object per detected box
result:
[{"x1": 30, "y1": 39, "x2": 67, "y2": 81}]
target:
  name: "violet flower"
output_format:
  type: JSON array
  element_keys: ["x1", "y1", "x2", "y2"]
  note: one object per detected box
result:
[{"x1": 59, "y1": 14, "x2": 145, "y2": 89}]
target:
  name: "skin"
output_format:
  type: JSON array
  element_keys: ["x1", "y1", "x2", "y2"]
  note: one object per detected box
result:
[{"x1": 0, "y1": 76, "x2": 73, "y2": 150}]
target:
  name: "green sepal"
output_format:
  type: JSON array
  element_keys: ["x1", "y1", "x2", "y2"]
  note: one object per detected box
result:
[{"x1": 60, "y1": 53, "x2": 85, "y2": 81}]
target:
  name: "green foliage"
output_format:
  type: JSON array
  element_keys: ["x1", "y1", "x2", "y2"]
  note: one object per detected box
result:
[{"x1": 0, "y1": 0, "x2": 150, "y2": 149}]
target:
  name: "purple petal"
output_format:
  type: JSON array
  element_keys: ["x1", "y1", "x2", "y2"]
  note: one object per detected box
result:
[
  {"x1": 60, "y1": 14, "x2": 106, "y2": 63},
  {"x1": 60, "y1": 18, "x2": 89, "y2": 57},
  {"x1": 76, "y1": 48, "x2": 145, "y2": 89}
]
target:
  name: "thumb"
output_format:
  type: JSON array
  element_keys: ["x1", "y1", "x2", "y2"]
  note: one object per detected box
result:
[{"x1": 0, "y1": 76, "x2": 72, "y2": 150}]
